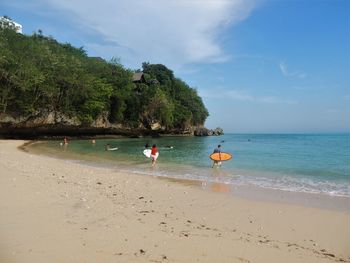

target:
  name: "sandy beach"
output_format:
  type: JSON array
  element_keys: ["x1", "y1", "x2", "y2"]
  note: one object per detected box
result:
[{"x1": 0, "y1": 140, "x2": 349, "y2": 263}]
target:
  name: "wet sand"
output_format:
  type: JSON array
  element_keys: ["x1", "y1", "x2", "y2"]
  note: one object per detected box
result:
[{"x1": 0, "y1": 140, "x2": 349, "y2": 263}]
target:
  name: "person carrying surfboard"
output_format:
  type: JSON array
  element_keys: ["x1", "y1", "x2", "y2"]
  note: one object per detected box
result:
[
  {"x1": 212, "y1": 144, "x2": 222, "y2": 168},
  {"x1": 210, "y1": 145, "x2": 232, "y2": 167},
  {"x1": 151, "y1": 144, "x2": 159, "y2": 167}
]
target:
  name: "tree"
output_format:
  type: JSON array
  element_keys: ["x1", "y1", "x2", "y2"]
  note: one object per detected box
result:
[{"x1": 0, "y1": 29, "x2": 209, "y2": 131}]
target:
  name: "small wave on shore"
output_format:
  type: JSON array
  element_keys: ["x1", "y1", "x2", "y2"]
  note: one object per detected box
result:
[{"x1": 27, "y1": 133, "x2": 350, "y2": 198}]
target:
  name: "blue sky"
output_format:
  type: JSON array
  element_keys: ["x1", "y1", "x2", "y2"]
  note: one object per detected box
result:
[{"x1": 1, "y1": 0, "x2": 349, "y2": 133}]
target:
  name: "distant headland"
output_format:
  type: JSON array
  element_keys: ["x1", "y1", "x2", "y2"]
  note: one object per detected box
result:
[{"x1": 0, "y1": 17, "x2": 223, "y2": 139}]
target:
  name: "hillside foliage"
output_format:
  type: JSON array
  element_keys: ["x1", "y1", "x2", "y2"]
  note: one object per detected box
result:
[{"x1": 0, "y1": 19, "x2": 209, "y2": 129}]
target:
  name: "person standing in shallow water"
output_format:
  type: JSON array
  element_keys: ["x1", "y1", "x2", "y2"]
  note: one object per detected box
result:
[
  {"x1": 151, "y1": 144, "x2": 158, "y2": 167},
  {"x1": 212, "y1": 144, "x2": 222, "y2": 168}
]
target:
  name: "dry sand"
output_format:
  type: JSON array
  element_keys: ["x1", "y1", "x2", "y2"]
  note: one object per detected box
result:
[{"x1": 0, "y1": 140, "x2": 349, "y2": 263}]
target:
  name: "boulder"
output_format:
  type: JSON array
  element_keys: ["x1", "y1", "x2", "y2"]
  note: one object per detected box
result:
[
  {"x1": 212, "y1": 127, "x2": 224, "y2": 136},
  {"x1": 194, "y1": 127, "x2": 211, "y2": 136},
  {"x1": 150, "y1": 122, "x2": 162, "y2": 131},
  {"x1": 194, "y1": 126, "x2": 224, "y2": 136}
]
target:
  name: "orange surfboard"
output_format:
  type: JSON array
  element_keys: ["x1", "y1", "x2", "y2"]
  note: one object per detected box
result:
[{"x1": 210, "y1": 152, "x2": 232, "y2": 161}]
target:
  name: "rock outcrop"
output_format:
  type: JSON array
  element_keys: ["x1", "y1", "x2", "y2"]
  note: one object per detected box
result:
[
  {"x1": 212, "y1": 127, "x2": 224, "y2": 136},
  {"x1": 0, "y1": 111, "x2": 224, "y2": 138},
  {"x1": 194, "y1": 127, "x2": 224, "y2": 136}
]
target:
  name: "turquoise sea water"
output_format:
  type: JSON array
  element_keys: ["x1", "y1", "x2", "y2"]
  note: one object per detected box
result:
[{"x1": 34, "y1": 134, "x2": 350, "y2": 197}]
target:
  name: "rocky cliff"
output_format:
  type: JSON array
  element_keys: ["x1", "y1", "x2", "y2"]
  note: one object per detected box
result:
[{"x1": 0, "y1": 111, "x2": 223, "y2": 139}]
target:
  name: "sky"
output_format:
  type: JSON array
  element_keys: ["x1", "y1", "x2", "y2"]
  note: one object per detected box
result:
[{"x1": 1, "y1": 0, "x2": 349, "y2": 133}]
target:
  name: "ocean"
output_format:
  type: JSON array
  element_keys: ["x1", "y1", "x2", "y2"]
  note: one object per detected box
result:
[{"x1": 31, "y1": 133, "x2": 350, "y2": 197}]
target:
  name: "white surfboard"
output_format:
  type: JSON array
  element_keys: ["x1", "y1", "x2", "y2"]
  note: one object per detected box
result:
[
  {"x1": 143, "y1": 149, "x2": 159, "y2": 159},
  {"x1": 108, "y1": 147, "x2": 118, "y2": 151}
]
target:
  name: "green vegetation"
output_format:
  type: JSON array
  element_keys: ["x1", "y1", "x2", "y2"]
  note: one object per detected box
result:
[{"x1": 0, "y1": 17, "x2": 208, "y2": 130}]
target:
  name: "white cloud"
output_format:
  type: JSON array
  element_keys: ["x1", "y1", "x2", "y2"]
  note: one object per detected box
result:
[
  {"x1": 200, "y1": 88, "x2": 298, "y2": 105},
  {"x1": 39, "y1": 0, "x2": 257, "y2": 69},
  {"x1": 226, "y1": 90, "x2": 254, "y2": 101},
  {"x1": 279, "y1": 61, "x2": 306, "y2": 79},
  {"x1": 258, "y1": 96, "x2": 297, "y2": 104}
]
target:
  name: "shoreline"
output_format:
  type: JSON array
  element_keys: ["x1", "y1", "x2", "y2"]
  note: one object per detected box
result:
[
  {"x1": 1, "y1": 140, "x2": 349, "y2": 262},
  {"x1": 24, "y1": 140, "x2": 350, "y2": 212}
]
